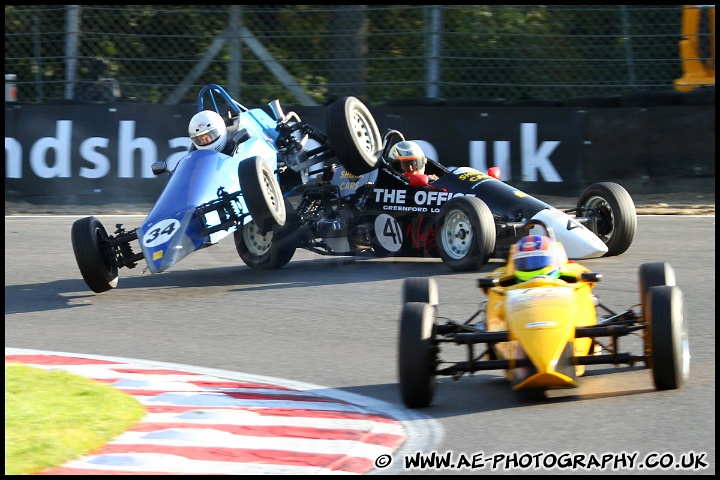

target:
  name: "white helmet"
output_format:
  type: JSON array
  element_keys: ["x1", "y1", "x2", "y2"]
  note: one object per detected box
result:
[
  {"x1": 388, "y1": 140, "x2": 426, "y2": 177},
  {"x1": 188, "y1": 110, "x2": 227, "y2": 152}
]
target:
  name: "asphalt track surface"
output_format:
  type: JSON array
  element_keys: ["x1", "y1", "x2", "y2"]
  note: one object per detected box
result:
[{"x1": 4, "y1": 213, "x2": 716, "y2": 475}]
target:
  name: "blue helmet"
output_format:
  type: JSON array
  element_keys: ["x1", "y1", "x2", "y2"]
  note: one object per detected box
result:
[{"x1": 513, "y1": 235, "x2": 561, "y2": 281}]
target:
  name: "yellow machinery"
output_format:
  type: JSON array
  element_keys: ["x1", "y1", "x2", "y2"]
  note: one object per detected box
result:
[{"x1": 674, "y1": 5, "x2": 715, "y2": 92}]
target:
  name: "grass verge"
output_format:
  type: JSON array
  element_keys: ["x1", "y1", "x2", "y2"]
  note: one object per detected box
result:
[{"x1": 5, "y1": 363, "x2": 145, "y2": 475}]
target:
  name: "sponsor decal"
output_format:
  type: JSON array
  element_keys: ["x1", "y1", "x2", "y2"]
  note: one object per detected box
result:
[
  {"x1": 524, "y1": 321, "x2": 558, "y2": 328},
  {"x1": 406, "y1": 217, "x2": 436, "y2": 251},
  {"x1": 508, "y1": 287, "x2": 572, "y2": 307},
  {"x1": 340, "y1": 170, "x2": 362, "y2": 179},
  {"x1": 373, "y1": 188, "x2": 474, "y2": 213},
  {"x1": 335, "y1": 169, "x2": 367, "y2": 192},
  {"x1": 455, "y1": 169, "x2": 492, "y2": 186}
]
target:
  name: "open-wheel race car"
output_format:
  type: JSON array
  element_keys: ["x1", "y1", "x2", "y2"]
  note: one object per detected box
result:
[
  {"x1": 240, "y1": 121, "x2": 638, "y2": 272},
  {"x1": 72, "y1": 84, "x2": 638, "y2": 293},
  {"x1": 71, "y1": 83, "x2": 380, "y2": 293},
  {"x1": 397, "y1": 220, "x2": 690, "y2": 407}
]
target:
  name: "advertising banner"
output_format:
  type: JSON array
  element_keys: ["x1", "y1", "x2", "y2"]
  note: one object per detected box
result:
[{"x1": 4, "y1": 102, "x2": 715, "y2": 202}]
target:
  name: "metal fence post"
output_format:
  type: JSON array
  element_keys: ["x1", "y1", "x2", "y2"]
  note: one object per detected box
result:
[{"x1": 5, "y1": 74, "x2": 17, "y2": 102}]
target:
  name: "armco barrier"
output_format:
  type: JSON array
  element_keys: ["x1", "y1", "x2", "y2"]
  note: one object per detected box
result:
[{"x1": 4, "y1": 101, "x2": 715, "y2": 204}]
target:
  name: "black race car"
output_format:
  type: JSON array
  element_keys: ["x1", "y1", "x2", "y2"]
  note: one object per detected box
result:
[{"x1": 235, "y1": 101, "x2": 637, "y2": 272}]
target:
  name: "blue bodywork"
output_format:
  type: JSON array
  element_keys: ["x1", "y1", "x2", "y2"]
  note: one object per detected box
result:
[{"x1": 136, "y1": 85, "x2": 282, "y2": 274}]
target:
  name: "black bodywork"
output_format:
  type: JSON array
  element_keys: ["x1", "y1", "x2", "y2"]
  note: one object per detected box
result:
[{"x1": 281, "y1": 153, "x2": 553, "y2": 260}]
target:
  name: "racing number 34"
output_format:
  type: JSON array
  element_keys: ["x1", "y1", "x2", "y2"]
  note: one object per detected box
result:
[{"x1": 143, "y1": 219, "x2": 181, "y2": 247}]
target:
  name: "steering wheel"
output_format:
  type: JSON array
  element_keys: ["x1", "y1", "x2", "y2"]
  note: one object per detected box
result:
[{"x1": 522, "y1": 219, "x2": 556, "y2": 241}]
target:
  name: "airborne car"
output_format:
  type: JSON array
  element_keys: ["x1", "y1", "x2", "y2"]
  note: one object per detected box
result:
[{"x1": 70, "y1": 84, "x2": 380, "y2": 293}]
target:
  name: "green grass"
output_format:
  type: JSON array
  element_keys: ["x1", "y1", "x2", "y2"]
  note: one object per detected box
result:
[{"x1": 4, "y1": 363, "x2": 146, "y2": 475}]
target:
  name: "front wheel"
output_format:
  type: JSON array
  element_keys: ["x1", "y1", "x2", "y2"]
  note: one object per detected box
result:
[
  {"x1": 234, "y1": 199, "x2": 297, "y2": 269},
  {"x1": 647, "y1": 285, "x2": 690, "y2": 390},
  {"x1": 398, "y1": 302, "x2": 438, "y2": 408},
  {"x1": 436, "y1": 196, "x2": 496, "y2": 272},
  {"x1": 576, "y1": 182, "x2": 636, "y2": 256},
  {"x1": 325, "y1": 96, "x2": 382, "y2": 176},
  {"x1": 403, "y1": 277, "x2": 438, "y2": 306},
  {"x1": 71, "y1": 216, "x2": 119, "y2": 293},
  {"x1": 239, "y1": 156, "x2": 286, "y2": 233},
  {"x1": 639, "y1": 262, "x2": 676, "y2": 318}
]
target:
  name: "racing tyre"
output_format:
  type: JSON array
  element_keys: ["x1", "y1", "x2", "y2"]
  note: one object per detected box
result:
[
  {"x1": 325, "y1": 96, "x2": 382, "y2": 176},
  {"x1": 398, "y1": 302, "x2": 438, "y2": 408},
  {"x1": 235, "y1": 199, "x2": 298, "y2": 269},
  {"x1": 71, "y1": 216, "x2": 119, "y2": 293},
  {"x1": 647, "y1": 285, "x2": 690, "y2": 390},
  {"x1": 436, "y1": 196, "x2": 496, "y2": 272},
  {"x1": 639, "y1": 262, "x2": 676, "y2": 318},
  {"x1": 639, "y1": 262, "x2": 677, "y2": 365},
  {"x1": 403, "y1": 277, "x2": 439, "y2": 306},
  {"x1": 239, "y1": 156, "x2": 286, "y2": 233},
  {"x1": 576, "y1": 182, "x2": 636, "y2": 257}
]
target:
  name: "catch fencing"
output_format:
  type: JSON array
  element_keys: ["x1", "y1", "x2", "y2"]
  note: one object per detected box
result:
[{"x1": 4, "y1": 5, "x2": 715, "y2": 107}]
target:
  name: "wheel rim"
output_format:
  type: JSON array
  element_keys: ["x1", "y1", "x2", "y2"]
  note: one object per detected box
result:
[
  {"x1": 243, "y1": 222, "x2": 273, "y2": 256},
  {"x1": 440, "y1": 209, "x2": 474, "y2": 260},
  {"x1": 261, "y1": 169, "x2": 283, "y2": 218},
  {"x1": 583, "y1": 195, "x2": 614, "y2": 243},
  {"x1": 679, "y1": 318, "x2": 691, "y2": 380},
  {"x1": 350, "y1": 110, "x2": 379, "y2": 154},
  {"x1": 95, "y1": 226, "x2": 118, "y2": 278}
]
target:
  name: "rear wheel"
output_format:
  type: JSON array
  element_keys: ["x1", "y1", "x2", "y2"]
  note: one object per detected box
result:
[
  {"x1": 576, "y1": 182, "x2": 636, "y2": 256},
  {"x1": 239, "y1": 156, "x2": 286, "y2": 233},
  {"x1": 436, "y1": 196, "x2": 496, "y2": 271},
  {"x1": 398, "y1": 302, "x2": 438, "y2": 408},
  {"x1": 403, "y1": 277, "x2": 438, "y2": 306},
  {"x1": 235, "y1": 199, "x2": 297, "y2": 269},
  {"x1": 647, "y1": 285, "x2": 690, "y2": 390},
  {"x1": 71, "y1": 216, "x2": 119, "y2": 293},
  {"x1": 326, "y1": 96, "x2": 382, "y2": 175}
]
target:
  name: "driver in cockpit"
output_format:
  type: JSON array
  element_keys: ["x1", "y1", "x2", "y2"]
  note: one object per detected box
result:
[
  {"x1": 188, "y1": 110, "x2": 242, "y2": 155},
  {"x1": 387, "y1": 140, "x2": 439, "y2": 187}
]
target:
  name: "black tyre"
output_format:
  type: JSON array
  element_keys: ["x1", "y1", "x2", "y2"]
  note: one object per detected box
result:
[
  {"x1": 71, "y1": 216, "x2": 119, "y2": 293},
  {"x1": 325, "y1": 96, "x2": 382, "y2": 176},
  {"x1": 403, "y1": 277, "x2": 438, "y2": 306},
  {"x1": 239, "y1": 156, "x2": 286, "y2": 233},
  {"x1": 235, "y1": 199, "x2": 298, "y2": 270},
  {"x1": 576, "y1": 182, "x2": 636, "y2": 257},
  {"x1": 436, "y1": 196, "x2": 496, "y2": 272},
  {"x1": 639, "y1": 262, "x2": 676, "y2": 318},
  {"x1": 647, "y1": 285, "x2": 690, "y2": 390},
  {"x1": 398, "y1": 302, "x2": 438, "y2": 408}
]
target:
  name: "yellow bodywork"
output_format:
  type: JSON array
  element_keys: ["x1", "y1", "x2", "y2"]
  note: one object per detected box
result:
[{"x1": 483, "y1": 242, "x2": 599, "y2": 391}]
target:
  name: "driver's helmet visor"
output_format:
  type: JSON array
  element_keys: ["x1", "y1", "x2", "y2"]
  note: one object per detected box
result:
[
  {"x1": 191, "y1": 127, "x2": 220, "y2": 147},
  {"x1": 398, "y1": 156, "x2": 425, "y2": 173},
  {"x1": 515, "y1": 264, "x2": 560, "y2": 282}
]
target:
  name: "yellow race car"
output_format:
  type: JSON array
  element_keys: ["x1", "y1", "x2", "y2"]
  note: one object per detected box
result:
[{"x1": 397, "y1": 219, "x2": 689, "y2": 408}]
